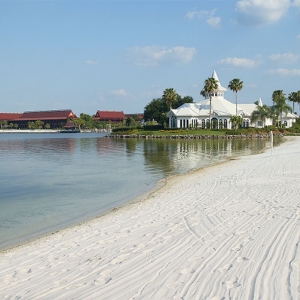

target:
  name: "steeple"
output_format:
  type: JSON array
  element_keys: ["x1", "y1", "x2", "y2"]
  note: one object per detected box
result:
[{"x1": 212, "y1": 70, "x2": 227, "y2": 93}]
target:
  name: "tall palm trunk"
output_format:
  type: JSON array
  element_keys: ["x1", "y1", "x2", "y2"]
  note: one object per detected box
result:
[
  {"x1": 209, "y1": 94, "x2": 212, "y2": 128},
  {"x1": 235, "y1": 92, "x2": 238, "y2": 116}
]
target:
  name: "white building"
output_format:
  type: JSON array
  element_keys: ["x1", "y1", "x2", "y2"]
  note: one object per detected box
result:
[{"x1": 167, "y1": 71, "x2": 297, "y2": 129}]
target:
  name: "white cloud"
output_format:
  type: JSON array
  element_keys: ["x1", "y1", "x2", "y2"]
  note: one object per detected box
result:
[
  {"x1": 235, "y1": 0, "x2": 290, "y2": 25},
  {"x1": 269, "y1": 53, "x2": 299, "y2": 64},
  {"x1": 111, "y1": 89, "x2": 128, "y2": 97},
  {"x1": 218, "y1": 57, "x2": 258, "y2": 68},
  {"x1": 292, "y1": 0, "x2": 300, "y2": 6},
  {"x1": 128, "y1": 45, "x2": 196, "y2": 67},
  {"x1": 207, "y1": 17, "x2": 221, "y2": 27},
  {"x1": 186, "y1": 9, "x2": 221, "y2": 27},
  {"x1": 85, "y1": 60, "x2": 99, "y2": 66},
  {"x1": 268, "y1": 68, "x2": 300, "y2": 75},
  {"x1": 186, "y1": 9, "x2": 212, "y2": 19}
]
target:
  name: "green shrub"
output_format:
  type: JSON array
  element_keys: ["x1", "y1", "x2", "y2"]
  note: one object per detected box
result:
[
  {"x1": 143, "y1": 124, "x2": 164, "y2": 131},
  {"x1": 112, "y1": 126, "x2": 137, "y2": 133}
]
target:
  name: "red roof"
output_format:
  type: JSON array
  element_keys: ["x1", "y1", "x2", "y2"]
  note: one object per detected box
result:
[
  {"x1": 0, "y1": 113, "x2": 22, "y2": 121},
  {"x1": 94, "y1": 110, "x2": 125, "y2": 121},
  {"x1": 18, "y1": 110, "x2": 76, "y2": 121}
]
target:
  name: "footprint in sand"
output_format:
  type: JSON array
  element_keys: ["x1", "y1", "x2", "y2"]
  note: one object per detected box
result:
[
  {"x1": 231, "y1": 244, "x2": 243, "y2": 251},
  {"x1": 218, "y1": 264, "x2": 233, "y2": 272},
  {"x1": 180, "y1": 268, "x2": 195, "y2": 275},
  {"x1": 94, "y1": 277, "x2": 112, "y2": 285},
  {"x1": 236, "y1": 256, "x2": 248, "y2": 263},
  {"x1": 224, "y1": 277, "x2": 241, "y2": 289}
]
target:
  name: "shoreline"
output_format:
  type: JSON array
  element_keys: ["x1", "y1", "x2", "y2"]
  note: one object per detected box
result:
[
  {"x1": 1, "y1": 136, "x2": 299, "y2": 299},
  {"x1": 0, "y1": 151, "x2": 233, "y2": 254}
]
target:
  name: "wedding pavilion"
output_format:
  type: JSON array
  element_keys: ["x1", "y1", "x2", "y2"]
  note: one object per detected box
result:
[{"x1": 167, "y1": 71, "x2": 297, "y2": 129}]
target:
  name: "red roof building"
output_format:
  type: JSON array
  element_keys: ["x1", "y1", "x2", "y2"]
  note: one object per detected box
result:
[
  {"x1": 94, "y1": 110, "x2": 125, "y2": 123},
  {"x1": 16, "y1": 110, "x2": 77, "y2": 129},
  {"x1": 0, "y1": 113, "x2": 22, "y2": 121}
]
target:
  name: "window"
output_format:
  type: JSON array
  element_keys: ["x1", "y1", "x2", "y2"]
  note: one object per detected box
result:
[
  {"x1": 212, "y1": 118, "x2": 218, "y2": 129},
  {"x1": 219, "y1": 119, "x2": 223, "y2": 129},
  {"x1": 224, "y1": 119, "x2": 228, "y2": 129}
]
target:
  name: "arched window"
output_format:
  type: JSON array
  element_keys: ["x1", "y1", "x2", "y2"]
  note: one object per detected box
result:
[
  {"x1": 284, "y1": 121, "x2": 287, "y2": 127},
  {"x1": 206, "y1": 119, "x2": 210, "y2": 129},
  {"x1": 202, "y1": 119, "x2": 205, "y2": 129},
  {"x1": 224, "y1": 119, "x2": 228, "y2": 129},
  {"x1": 219, "y1": 119, "x2": 223, "y2": 129},
  {"x1": 211, "y1": 118, "x2": 218, "y2": 129}
]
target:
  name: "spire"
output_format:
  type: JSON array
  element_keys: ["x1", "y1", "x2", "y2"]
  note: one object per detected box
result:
[
  {"x1": 211, "y1": 70, "x2": 227, "y2": 92},
  {"x1": 258, "y1": 98, "x2": 263, "y2": 106},
  {"x1": 212, "y1": 70, "x2": 219, "y2": 82}
]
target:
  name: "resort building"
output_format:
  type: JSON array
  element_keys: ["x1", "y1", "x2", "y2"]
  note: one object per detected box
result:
[
  {"x1": 94, "y1": 110, "x2": 125, "y2": 123},
  {"x1": 0, "y1": 113, "x2": 22, "y2": 123},
  {"x1": 167, "y1": 71, "x2": 298, "y2": 129},
  {"x1": 6, "y1": 110, "x2": 77, "y2": 129}
]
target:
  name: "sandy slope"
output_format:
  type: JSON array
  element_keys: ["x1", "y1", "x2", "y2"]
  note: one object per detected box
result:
[{"x1": 1, "y1": 137, "x2": 299, "y2": 300}]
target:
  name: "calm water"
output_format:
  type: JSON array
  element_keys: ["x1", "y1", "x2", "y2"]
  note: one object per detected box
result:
[{"x1": 0, "y1": 133, "x2": 274, "y2": 251}]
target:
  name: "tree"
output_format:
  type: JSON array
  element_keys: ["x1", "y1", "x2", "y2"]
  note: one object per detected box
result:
[
  {"x1": 174, "y1": 95, "x2": 193, "y2": 108},
  {"x1": 163, "y1": 88, "x2": 177, "y2": 110},
  {"x1": 144, "y1": 93, "x2": 194, "y2": 125},
  {"x1": 0, "y1": 120, "x2": 7, "y2": 129},
  {"x1": 200, "y1": 77, "x2": 218, "y2": 124},
  {"x1": 272, "y1": 90, "x2": 292, "y2": 127},
  {"x1": 79, "y1": 113, "x2": 95, "y2": 129},
  {"x1": 125, "y1": 117, "x2": 136, "y2": 127},
  {"x1": 144, "y1": 98, "x2": 167, "y2": 125},
  {"x1": 35, "y1": 120, "x2": 44, "y2": 129},
  {"x1": 28, "y1": 121, "x2": 35, "y2": 129},
  {"x1": 230, "y1": 116, "x2": 243, "y2": 130},
  {"x1": 251, "y1": 104, "x2": 270, "y2": 128},
  {"x1": 228, "y1": 78, "x2": 243, "y2": 116},
  {"x1": 73, "y1": 118, "x2": 85, "y2": 130},
  {"x1": 288, "y1": 91, "x2": 300, "y2": 113}
]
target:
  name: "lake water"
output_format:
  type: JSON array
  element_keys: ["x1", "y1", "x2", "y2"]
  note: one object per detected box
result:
[{"x1": 0, "y1": 133, "x2": 274, "y2": 251}]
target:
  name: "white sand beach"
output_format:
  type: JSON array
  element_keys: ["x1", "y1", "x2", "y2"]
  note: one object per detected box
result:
[{"x1": 1, "y1": 137, "x2": 300, "y2": 300}]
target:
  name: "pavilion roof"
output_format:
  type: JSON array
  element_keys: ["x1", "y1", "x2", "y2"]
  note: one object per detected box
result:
[{"x1": 18, "y1": 110, "x2": 76, "y2": 121}]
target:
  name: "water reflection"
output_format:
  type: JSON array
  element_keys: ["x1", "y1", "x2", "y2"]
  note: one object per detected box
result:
[{"x1": 0, "y1": 134, "x2": 280, "y2": 251}]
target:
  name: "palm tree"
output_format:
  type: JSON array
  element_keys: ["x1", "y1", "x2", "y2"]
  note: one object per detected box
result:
[
  {"x1": 230, "y1": 115, "x2": 243, "y2": 130},
  {"x1": 163, "y1": 88, "x2": 177, "y2": 110},
  {"x1": 288, "y1": 92, "x2": 297, "y2": 113},
  {"x1": 272, "y1": 90, "x2": 292, "y2": 127},
  {"x1": 251, "y1": 104, "x2": 270, "y2": 128},
  {"x1": 228, "y1": 78, "x2": 243, "y2": 116},
  {"x1": 297, "y1": 90, "x2": 300, "y2": 113},
  {"x1": 200, "y1": 77, "x2": 218, "y2": 126}
]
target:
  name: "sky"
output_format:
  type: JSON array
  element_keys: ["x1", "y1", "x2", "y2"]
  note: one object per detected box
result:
[{"x1": 1, "y1": 0, "x2": 300, "y2": 116}]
